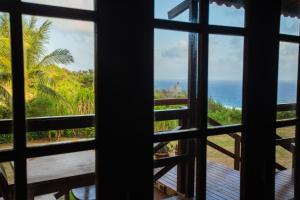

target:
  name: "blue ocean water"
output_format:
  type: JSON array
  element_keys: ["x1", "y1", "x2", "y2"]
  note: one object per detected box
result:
[{"x1": 155, "y1": 80, "x2": 297, "y2": 108}]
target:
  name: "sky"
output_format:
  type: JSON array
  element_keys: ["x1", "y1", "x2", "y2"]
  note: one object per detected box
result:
[
  {"x1": 154, "y1": 1, "x2": 300, "y2": 82},
  {"x1": 3, "y1": 0, "x2": 300, "y2": 81},
  {"x1": 23, "y1": 0, "x2": 95, "y2": 71}
]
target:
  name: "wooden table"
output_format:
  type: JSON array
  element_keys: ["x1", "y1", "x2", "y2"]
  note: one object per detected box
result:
[{"x1": 9, "y1": 150, "x2": 96, "y2": 198}]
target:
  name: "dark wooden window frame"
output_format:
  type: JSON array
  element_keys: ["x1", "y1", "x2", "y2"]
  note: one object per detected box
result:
[
  {"x1": 154, "y1": 1, "x2": 300, "y2": 200},
  {"x1": 0, "y1": 0, "x2": 299, "y2": 200},
  {"x1": 0, "y1": 1, "x2": 154, "y2": 200}
]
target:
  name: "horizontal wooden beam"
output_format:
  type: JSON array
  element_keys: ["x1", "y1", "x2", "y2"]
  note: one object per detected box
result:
[
  {"x1": 0, "y1": 150, "x2": 16, "y2": 162},
  {"x1": 154, "y1": 19, "x2": 200, "y2": 32},
  {"x1": 279, "y1": 34, "x2": 300, "y2": 43},
  {"x1": 155, "y1": 109, "x2": 190, "y2": 121},
  {"x1": 0, "y1": 1, "x2": 96, "y2": 21},
  {"x1": 26, "y1": 139, "x2": 95, "y2": 158},
  {"x1": 207, "y1": 124, "x2": 243, "y2": 136},
  {"x1": 208, "y1": 25, "x2": 246, "y2": 36},
  {"x1": 276, "y1": 118, "x2": 297, "y2": 128},
  {"x1": 277, "y1": 103, "x2": 296, "y2": 112},
  {"x1": 153, "y1": 128, "x2": 199, "y2": 143},
  {"x1": 155, "y1": 99, "x2": 188, "y2": 106},
  {"x1": 276, "y1": 137, "x2": 295, "y2": 145},
  {"x1": 154, "y1": 155, "x2": 188, "y2": 168}
]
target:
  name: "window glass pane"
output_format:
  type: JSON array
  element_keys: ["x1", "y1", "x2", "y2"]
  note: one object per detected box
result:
[
  {"x1": 155, "y1": 0, "x2": 199, "y2": 23},
  {"x1": 0, "y1": 13, "x2": 13, "y2": 150},
  {"x1": 277, "y1": 42, "x2": 298, "y2": 120},
  {"x1": 27, "y1": 151, "x2": 95, "y2": 199},
  {"x1": 280, "y1": 15, "x2": 300, "y2": 36},
  {"x1": 275, "y1": 127, "x2": 295, "y2": 200},
  {"x1": 154, "y1": 29, "x2": 190, "y2": 98},
  {"x1": 207, "y1": 134, "x2": 241, "y2": 199},
  {"x1": 208, "y1": 34, "x2": 244, "y2": 126},
  {"x1": 280, "y1": 0, "x2": 300, "y2": 35},
  {"x1": 154, "y1": 29, "x2": 188, "y2": 100},
  {"x1": 0, "y1": 161, "x2": 15, "y2": 200},
  {"x1": 22, "y1": 0, "x2": 94, "y2": 10},
  {"x1": 22, "y1": 16, "x2": 95, "y2": 146},
  {"x1": 209, "y1": 2, "x2": 245, "y2": 27},
  {"x1": 154, "y1": 29, "x2": 197, "y2": 132}
]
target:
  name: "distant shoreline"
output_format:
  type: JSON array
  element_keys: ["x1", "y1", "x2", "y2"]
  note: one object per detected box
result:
[{"x1": 155, "y1": 80, "x2": 297, "y2": 107}]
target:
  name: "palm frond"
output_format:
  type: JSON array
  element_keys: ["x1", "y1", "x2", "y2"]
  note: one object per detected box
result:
[
  {"x1": 24, "y1": 19, "x2": 52, "y2": 68},
  {"x1": 28, "y1": 16, "x2": 38, "y2": 32},
  {"x1": 37, "y1": 84, "x2": 63, "y2": 100},
  {"x1": 37, "y1": 49, "x2": 74, "y2": 67},
  {"x1": 28, "y1": 69, "x2": 46, "y2": 85}
]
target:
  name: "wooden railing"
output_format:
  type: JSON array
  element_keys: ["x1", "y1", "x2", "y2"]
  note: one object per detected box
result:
[
  {"x1": 0, "y1": 98, "x2": 295, "y2": 196},
  {"x1": 153, "y1": 98, "x2": 297, "y2": 190}
]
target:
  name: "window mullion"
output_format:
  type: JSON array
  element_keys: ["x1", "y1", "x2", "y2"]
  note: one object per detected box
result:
[{"x1": 10, "y1": 0, "x2": 28, "y2": 199}]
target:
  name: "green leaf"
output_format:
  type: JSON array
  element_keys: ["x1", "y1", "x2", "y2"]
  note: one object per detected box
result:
[{"x1": 37, "y1": 49, "x2": 74, "y2": 67}]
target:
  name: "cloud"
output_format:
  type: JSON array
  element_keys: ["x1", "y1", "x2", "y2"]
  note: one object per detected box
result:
[
  {"x1": 53, "y1": 19, "x2": 94, "y2": 33},
  {"x1": 155, "y1": 40, "x2": 188, "y2": 80},
  {"x1": 278, "y1": 42, "x2": 299, "y2": 81},
  {"x1": 208, "y1": 35, "x2": 244, "y2": 81},
  {"x1": 161, "y1": 40, "x2": 188, "y2": 58}
]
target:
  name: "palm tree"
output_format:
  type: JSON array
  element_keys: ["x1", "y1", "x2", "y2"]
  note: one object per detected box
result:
[{"x1": 0, "y1": 14, "x2": 74, "y2": 117}]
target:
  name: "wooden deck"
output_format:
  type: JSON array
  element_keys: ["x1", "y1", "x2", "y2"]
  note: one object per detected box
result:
[{"x1": 156, "y1": 161, "x2": 294, "y2": 200}]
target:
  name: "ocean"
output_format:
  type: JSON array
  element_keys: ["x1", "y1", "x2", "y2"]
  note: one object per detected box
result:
[{"x1": 155, "y1": 80, "x2": 297, "y2": 108}]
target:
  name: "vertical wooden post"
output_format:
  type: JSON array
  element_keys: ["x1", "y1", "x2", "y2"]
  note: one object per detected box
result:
[
  {"x1": 241, "y1": 1, "x2": 281, "y2": 199},
  {"x1": 234, "y1": 136, "x2": 241, "y2": 171},
  {"x1": 196, "y1": 0, "x2": 209, "y2": 199},
  {"x1": 10, "y1": 0, "x2": 28, "y2": 199},
  {"x1": 183, "y1": 0, "x2": 198, "y2": 198},
  {"x1": 177, "y1": 119, "x2": 187, "y2": 194},
  {"x1": 96, "y1": 1, "x2": 153, "y2": 199}
]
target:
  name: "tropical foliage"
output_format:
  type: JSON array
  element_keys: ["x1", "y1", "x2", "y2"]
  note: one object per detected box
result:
[
  {"x1": 0, "y1": 14, "x2": 296, "y2": 145},
  {"x1": 0, "y1": 15, "x2": 95, "y2": 142}
]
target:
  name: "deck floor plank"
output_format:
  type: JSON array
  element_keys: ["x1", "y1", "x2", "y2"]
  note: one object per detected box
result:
[{"x1": 157, "y1": 161, "x2": 294, "y2": 200}]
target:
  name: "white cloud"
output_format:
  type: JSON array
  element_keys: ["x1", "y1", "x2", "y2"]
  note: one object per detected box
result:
[
  {"x1": 161, "y1": 40, "x2": 188, "y2": 58},
  {"x1": 52, "y1": 18, "x2": 94, "y2": 33},
  {"x1": 208, "y1": 35, "x2": 244, "y2": 81},
  {"x1": 278, "y1": 42, "x2": 299, "y2": 81},
  {"x1": 155, "y1": 40, "x2": 188, "y2": 80},
  {"x1": 23, "y1": 0, "x2": 94, "y2": 10}
]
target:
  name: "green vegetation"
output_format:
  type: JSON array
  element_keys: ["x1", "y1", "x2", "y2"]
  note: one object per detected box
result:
[
  {"x1": 0, "y1": 15, "x2": 94, "y2": 142},
  {"x1": 0, "y1": 15, "x2": 295, "y2": 169}
]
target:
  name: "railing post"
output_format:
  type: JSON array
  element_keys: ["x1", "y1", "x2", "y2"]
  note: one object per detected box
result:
[
  {"x1": 177, "y1": 119, "x2": 187, "y2": 194},
  {"x1": 292, "y1": 144, "x2": 296, "y2": 177},
  {"x1": 176, "y1": 117, "x2": 195, "y2": 198},
  {"x1": 234, "y1": 136, "x2": 241, "y2": 171},
  {"x1": 185, "y1": 138, "x2": 195, "y2": 198}
]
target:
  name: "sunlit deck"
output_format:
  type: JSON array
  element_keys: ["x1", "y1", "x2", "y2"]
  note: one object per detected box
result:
[{"x1": 156, "y1": 161, "x2": 294, "y2": 200}]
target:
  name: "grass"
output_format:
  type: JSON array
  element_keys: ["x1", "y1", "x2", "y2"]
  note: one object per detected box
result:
[
  {"x1": 158, "y1": 126, "x2": 295, "y2": 170},
  {"x1": 206, "y1": 127, "x2": 295, "y2": 169}
]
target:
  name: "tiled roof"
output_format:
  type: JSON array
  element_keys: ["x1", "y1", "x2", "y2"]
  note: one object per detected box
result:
[{"x1": 211, "y1": 0, "x2": 300, "y2": 18}]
